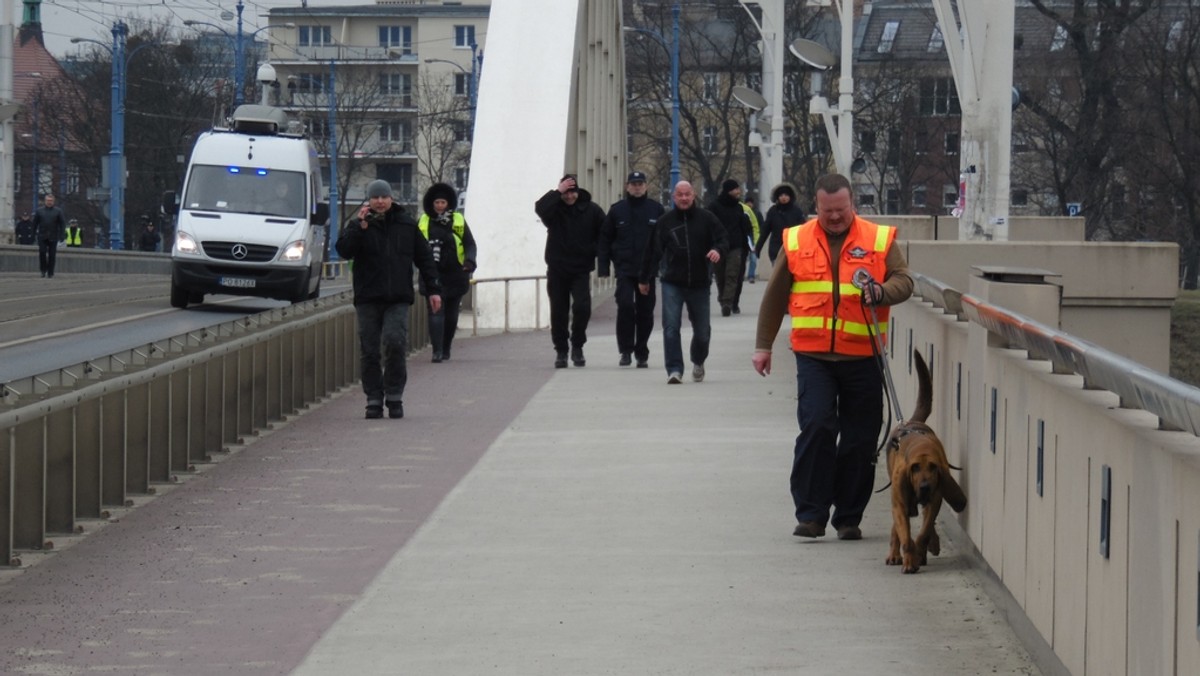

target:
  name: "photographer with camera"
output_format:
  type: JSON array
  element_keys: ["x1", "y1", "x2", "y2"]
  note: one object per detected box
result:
[
  {"x1": 417, "y1": 182, "x2": 477, "y2": 363},
  {"x1": 336, "y1": 179, "x2": 442, "y2": 420}
]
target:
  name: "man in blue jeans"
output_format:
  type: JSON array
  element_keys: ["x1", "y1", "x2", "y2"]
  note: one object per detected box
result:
[{"x1": 638, "y1": 180, "x2": 728, "y2": 384}]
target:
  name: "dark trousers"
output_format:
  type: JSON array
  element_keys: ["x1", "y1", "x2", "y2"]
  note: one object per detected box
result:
[
  {"x1": 614, "y1": 275, "x2": 655, "y2": 360},
  {"x1": 547, "y1": 268, "x2": 591, "y2": 353},
  {"x1": 429, "y1": 294, "x2": 463, "y2": 357},
  {"x1": 355, "y1": 302, "x2": 411, "y2": 405},
  {"x1": 715, "y1": 248, "x2": 746, "y2": 310},
  {"x1": 38, "y1": 238, "x2": 58, "y2": 275},
  {"x1": 790, "y1": 354, "x2": 883, "y2": 528}
]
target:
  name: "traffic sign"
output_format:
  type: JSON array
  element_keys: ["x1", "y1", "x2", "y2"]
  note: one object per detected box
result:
[{"x1": 1067, "y1": 202, "x2": 1082, "y2": 217}]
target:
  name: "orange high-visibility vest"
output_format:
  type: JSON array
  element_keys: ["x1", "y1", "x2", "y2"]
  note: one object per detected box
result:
[{"x1": 782, "y1": 216, "x2": 896, "y2": 355}]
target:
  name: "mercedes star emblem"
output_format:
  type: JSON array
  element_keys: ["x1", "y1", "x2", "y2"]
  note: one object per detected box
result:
[{"x1": 231, "y1": 243, "x2": 249, "y2": 260}]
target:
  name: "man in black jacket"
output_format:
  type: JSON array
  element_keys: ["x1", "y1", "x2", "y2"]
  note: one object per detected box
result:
[
  {"x1": 598, "y1": 170, "x2": 664, "y2": 368},
  {"x1": 32, "y1": 194, "x2": 66, "y2": 277},
  {"x1": 535, "y1": 174, "x2": 606, "y2": 368},
  {"x1": 336, "y1": 179, "x2": 442, "y2": 420},
  {"x1": 638, "y1": 180, "x2": 728, "y2": 384},
  {"x1": 708, "y1": 179, "x2": 754, "y2": 316}
]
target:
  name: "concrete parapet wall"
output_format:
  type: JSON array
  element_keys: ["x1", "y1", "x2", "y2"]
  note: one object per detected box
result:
[
  {"x1": 901, "y1": 241, "x2": 1178, "y2": 373},
  {"x1": 0, "y1": 245, "x2": 171, "y2": 276},
  {"x1": 892, "y1": 296, "x2": 1200, "y2": 676}
]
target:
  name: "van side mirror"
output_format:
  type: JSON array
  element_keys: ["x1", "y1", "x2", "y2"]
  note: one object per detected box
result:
[
  {"x1": 313, "y1": 201, "x2": 330, "y2": 226},
  {"x1": 161, "y1": 190, "x2": 179, "y2": 215}
]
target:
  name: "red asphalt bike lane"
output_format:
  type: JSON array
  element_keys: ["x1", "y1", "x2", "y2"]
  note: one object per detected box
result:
[{"x1": 0, "y1": 300, "x2": 615, "y2": 674}]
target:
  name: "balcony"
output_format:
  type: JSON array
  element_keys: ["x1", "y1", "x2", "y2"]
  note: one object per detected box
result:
[{"x1": 284, "y1": 45, "x2": 420, "y2": 64}]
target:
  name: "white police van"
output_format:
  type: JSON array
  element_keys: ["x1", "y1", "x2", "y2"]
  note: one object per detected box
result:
[{"x1": 164, "y1": 104, "x2": 329, "y2": 307}]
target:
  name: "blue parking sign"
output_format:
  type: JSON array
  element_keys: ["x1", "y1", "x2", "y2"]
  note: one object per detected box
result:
[{"x1": 1067, "y1": 202, "x2": 1082, "y2": 217}]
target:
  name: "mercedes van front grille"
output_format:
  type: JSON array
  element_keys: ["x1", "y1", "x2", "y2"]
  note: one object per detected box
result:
[{"x1": 202, "y1": 241, "x2": 279, "y2": 263}]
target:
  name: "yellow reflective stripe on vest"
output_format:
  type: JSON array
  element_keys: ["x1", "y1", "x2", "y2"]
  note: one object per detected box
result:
[
  {"x1": 790, "y1": 315, "x2": 883, "y2": 337},
  {"x1": 784, "y1": 225, "x2": 800, "y2": 250},
  {"x1": 873, "y1": 225, "x2": 893, "y2": 251},
  {"x1": 792, "y1": 280, "x2": 831, "y2": 293}
]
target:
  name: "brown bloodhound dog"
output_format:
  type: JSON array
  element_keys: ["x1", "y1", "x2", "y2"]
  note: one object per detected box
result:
[{"x1": 884, "y1": 350, "x2": 967, "y2": 574}]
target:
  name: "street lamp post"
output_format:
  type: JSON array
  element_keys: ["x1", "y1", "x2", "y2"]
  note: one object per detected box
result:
[
  {"x1": 624, "y1": 2, "x2": 681, "y2": 198},
  {"x1": 424, "y1": 42, "x2": 482, "y2": 135},
  {"x1": 790, "y1": 0, "x2": 855, "y2": 176},
  {"x1": 72, "y1": 22, "x2": 160, "y2": 250}
]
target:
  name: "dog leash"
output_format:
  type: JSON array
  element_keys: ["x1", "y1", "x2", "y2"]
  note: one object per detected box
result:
[{"x1": 853, "y1": 268, "x2": 905, "y2": 424}]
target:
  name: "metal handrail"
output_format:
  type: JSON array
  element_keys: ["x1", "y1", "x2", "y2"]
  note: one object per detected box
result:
[
  {"x1": 468, "y1": 272, "x2": 616, "y2": 336},
  {"x1": 911, "y1": 271, "x2": 1200, "y2": 436}
]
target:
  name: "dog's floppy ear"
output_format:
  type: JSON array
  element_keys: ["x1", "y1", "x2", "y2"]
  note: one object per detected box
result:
[
  {"x1": 901, "y1": 468, "x2": 918, "y2": 517},
  {"x1": 941, "y1": 470, "x2": 967, "y2": 513}
]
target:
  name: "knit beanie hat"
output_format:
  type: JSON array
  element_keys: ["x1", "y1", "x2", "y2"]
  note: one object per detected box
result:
[
  {"x1": 367, "y1": 179, "x2": 392, "y2": 199},
  {"x1": 721, "y1": 179, "x2": 740, "y2": 194}
]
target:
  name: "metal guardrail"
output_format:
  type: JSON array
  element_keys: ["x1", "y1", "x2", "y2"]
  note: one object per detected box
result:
[
  {"x1": 913, "y1": 271, "x2": 1200, "y2": 436},
  {"x1": 0, "y1": 291, "x2": 361, "y2": 567},
  {"x1": 467, "y1": 273, "x2": 616, "y2": 335}
]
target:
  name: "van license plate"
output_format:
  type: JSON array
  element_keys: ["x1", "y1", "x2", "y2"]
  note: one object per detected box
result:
[{"x1": 219, "y1": 277, "x2": 256, "y2": 289}]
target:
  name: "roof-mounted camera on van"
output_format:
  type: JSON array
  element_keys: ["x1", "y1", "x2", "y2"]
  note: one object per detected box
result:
[{"x1": 227, "y1": 104, "x2": 295, "y2": 136}]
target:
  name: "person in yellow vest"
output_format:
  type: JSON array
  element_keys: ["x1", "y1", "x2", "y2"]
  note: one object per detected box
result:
[
  {"x1": 64, "y1": 219, "x2": 84, "y2": 247},
  {"x1": 751, "y1": 174, "x2": 913, "y2": 541},
  {"x1": 417, "y1": 182, "x2": 477, "y2": 362}
]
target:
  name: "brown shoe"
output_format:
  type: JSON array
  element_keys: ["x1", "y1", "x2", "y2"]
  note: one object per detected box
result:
[
  {"x1": 793, "y1": 521, "x2": 825, "y2": 538},
  {"x1": 836, "y1": 525, "x2": 862, "y2": 541}
]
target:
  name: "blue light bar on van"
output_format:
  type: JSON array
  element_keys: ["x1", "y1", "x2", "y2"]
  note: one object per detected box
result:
[
  {"x1": 228, "y1": 167, "x2": 241, "y2": 174},
  {"x1": 256, "y1": 169, "x2": 269, "y2": 176}
]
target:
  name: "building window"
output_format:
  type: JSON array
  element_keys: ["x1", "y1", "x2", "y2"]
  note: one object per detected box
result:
[
  {"x1": 299, "y1": 25, "x2": 332, "y2": 47},
  {"x1": 858, "y1": 192, "x2": 876, "y2": 209},
  {"x1": 878, "y1": 20, "x2": 900, "y2": 53},
  {"x1": 379, "y1": 26, "x2": 412, "y2": 53},
  {"x1": 454, "y1": 167, "x2": 470, "y2": 190},
  {"x1": 886, "y1": 129, "x2": 901, "y2": 167},
  {"x1": 860, "y1": 129, "x2": 876, "y2": 154},
  {"x1": 943, "y1": 184, "x2": 958, "y2": 209},
  {"x1": 377, "y1": 164, "x2": 413, "y2": 201},
  {"x1": 784, "y1": 127, "x2": 798, "y2": 156},
  {"x1": 912, "y1": 185, "x2": 927, "y2": 208},
  {"x1": 1050, "y1": 25, "x2": 1068, "y2": 51},
  {"x1": 308, "y1": 119, "x2": 331, "y2": 139},
  {"x1": 379, "y1": 120, "x2": 408, "y2": 143},
  {"x1": 66, "y1": 164, "x2": 80, "y2": 195},
  {"x1": 885, "y1": 188, "x2": 901, "y2": 214},
  {"x1": 1011, "y1": 189, "x2": 1029, "y2": 207},
  {"x1": 945, "y1": 132, "x2": 960, "y2": 155},
  {"x1": 920, "y1": 78, "x2": 961, "y2": 116},
  {"x1": 927, "y1": 27, "x2": 944, "y2": 53},
  {"x1": 453, "y1": 121, "x2": 469, "y2": 143},
  {"x1": 380, "y1": 73, "x2": 413, "y2": 106},
  {"x1": 295, "y1": 72, "x2": 328, "y2": 93},
  {"x1": 454, "y1": 73, "x2": 470, "y2": 97},
  {"x1": 455, "y1": 25, "x2": 476, "y2": 48},
  {"x1": 703, "y1": 72, "x2": 720, "y2": 101},
  {"x1": 703, "y1": 126, "x2": 718, "y2": 154},
  {"x1": 810, "y1": 125, "x2": 830, "y2": 155},
  {"x1": 915, "y1": 129, "x2": 928, "y2": 155}
]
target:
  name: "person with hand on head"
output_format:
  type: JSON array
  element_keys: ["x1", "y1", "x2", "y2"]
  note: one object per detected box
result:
[
  {"x1": 598, "y1": 170, "x2": 664, "y2": 368},
  {"x1": 707, "y1": 179, "x2": 754, "y2": 316},
  {"x1": 752, "y1": 173, "x2": 913, "y2": 541},
  {"x1": 336, "y1": 179, "x2": 442, "y2": 420},
  {"x1": 32, "y1": 194, "x2": 66, "y2": 277},
  {"x1": 535, "y1": 173, "x2": 606, "y2": 368},
  {"x1": 755, "y1": 182, "x2": 806, "y2": 264},
  {"x1": 639, "y1": 180, "x2": 728, "y2": 385},
  {"x1": 418, "y1": 182, "x2": 477, "y2": 363}
]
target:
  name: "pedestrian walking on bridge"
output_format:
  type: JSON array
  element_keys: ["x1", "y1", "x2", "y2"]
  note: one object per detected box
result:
[{"x1": 32, "y1": 194, "x2": 66, "y2": 277}]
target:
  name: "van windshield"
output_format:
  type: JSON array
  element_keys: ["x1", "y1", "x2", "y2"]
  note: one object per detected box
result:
[{"x1": 183, "y1": 165, "x2": 308, "y2": 219}]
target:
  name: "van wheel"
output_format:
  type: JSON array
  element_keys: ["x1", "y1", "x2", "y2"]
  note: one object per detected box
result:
[
  {"x1": 307, "y1": 277, "x2": 321, "y2": 300},
  {"x1": 170, "y1": 281, "x2": 189, "y2": 308}
]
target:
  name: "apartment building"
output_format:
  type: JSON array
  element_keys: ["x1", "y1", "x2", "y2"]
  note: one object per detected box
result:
[{"x1": 266, "y1": 1, "x2": 489, "y2": 209}]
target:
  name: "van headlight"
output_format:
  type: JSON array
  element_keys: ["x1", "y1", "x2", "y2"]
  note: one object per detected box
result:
[
  {"x1": 282, "y1": 240, "x2": 306, "y2": 261},
  {"x1": 175, "y1": 231, "x2": 199, "y2": 255}
]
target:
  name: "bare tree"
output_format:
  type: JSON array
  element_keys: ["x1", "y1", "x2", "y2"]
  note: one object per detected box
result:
[
  {"x1": 413, "y1": 72, "x2": 472, "y2": 186},
  {"x1": 1019, "y1": 0, "x2": 1158, "y2": 239}
]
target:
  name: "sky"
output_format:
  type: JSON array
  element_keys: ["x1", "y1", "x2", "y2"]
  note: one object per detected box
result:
[{"x1": 22, "y1": 0, "x2": 374, "y2": 57}]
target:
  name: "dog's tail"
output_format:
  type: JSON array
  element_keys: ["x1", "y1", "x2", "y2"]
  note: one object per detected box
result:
[{"x1": 911, "y1": 350, "x2": 932, "y2": 424}]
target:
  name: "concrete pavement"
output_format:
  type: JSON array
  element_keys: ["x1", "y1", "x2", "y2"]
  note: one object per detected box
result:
[{"x1": 294, "y1": 280, "x2": 1040, "y2": 675}]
